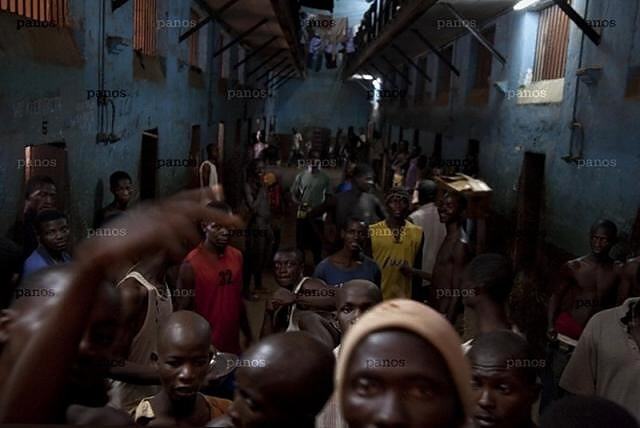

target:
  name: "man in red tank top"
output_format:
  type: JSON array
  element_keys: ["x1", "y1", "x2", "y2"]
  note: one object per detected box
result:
[{"x1": 176, "y1": 202, "x2": 252, "y2": 355}]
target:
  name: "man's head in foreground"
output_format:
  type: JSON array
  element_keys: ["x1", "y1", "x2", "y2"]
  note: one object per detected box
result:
[
  {"x1": 468, "y1": 331, "x2": 540, "y2": 428},
  {"x1": 229, "y1": 332, "x2": 334, "y2": 428}
]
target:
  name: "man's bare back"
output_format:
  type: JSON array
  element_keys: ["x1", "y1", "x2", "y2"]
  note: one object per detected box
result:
[{"x1": 431, "y1": 229, "x2": 471, "y2": 321}]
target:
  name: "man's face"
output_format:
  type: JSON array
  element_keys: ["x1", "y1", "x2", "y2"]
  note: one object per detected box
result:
[
  {"x1": 273, "y1": 252, "x2": 302, "y2": 289},
  {"x1": 387, "y1": 196, "x2": 409, "y2": 222},
  {"x1": 112, "y1": 179, "x2": 133, "y2": 205},
  {"x1": 205, "y1": 222, "x2": 230, "y2": 248},
  {"x1": 27, "y1": 183, "x2": 57, "y2": 213},
  {"x1": 590, "y1": 227, "x2": 614, "y2": 256},
  {"x1": 342, "y1": 221, "x2": 367, "y2": 253},
  {"x1": 342, "y1": 330, "x2": 461, "y2": 428},
  {"x1": 155, "y1": 339, "x2": 212, "y2": 404},
  {"x1": 354, "y1": 173, "x2": 374, "y2": 193},
  {"x1": 230, "y1": 366, "x2": 284, "y2": 428},
  {"x1": 38, "y1": 218, "x2": 70, "y2": 253},
  {"x1": 438, "y1": 195, "x2": 463, "y2": 224},
  {"x1": 309, "y1": 151, "x2": 321, "y2": 171},
  {"x1": 470, "y1": 352, "x2": 537, "y2": 428},
  {"x1": 337, "y1": 286, "x2": 378, "y2": 334}
]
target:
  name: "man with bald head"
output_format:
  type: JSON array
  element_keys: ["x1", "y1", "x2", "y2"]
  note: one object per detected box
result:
[
  {"x1": 468, "y1": 331, "x2": 541, "y2": 428},
  {"x1": 132, "y1": 311, "x2": 231, "y2": 426},
  {"x1": 213, "y1": 332, "x2": 335, "y2": 428}
]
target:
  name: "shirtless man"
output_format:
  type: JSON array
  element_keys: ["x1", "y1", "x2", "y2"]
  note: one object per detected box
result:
[
  {"x1": 212, "y1": 332, "x2": 335, "y2": 428},
  {"x1": 261, "y1": 248, "x2": 339, "y2": 347},
  {"x1": 132, "y1": 311, "x2": 231, "y2": 426},
  {"x1": 432, "y1": 192, "x2": 473, "y2": 323},
  {"x1": 543, "y1": 219, "x2": 623, "y2": 409}
]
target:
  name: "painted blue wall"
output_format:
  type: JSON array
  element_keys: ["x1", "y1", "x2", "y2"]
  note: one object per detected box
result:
[
  {"x1": 274, "y1": 67, "x2": 372, "y2": 133},
  {"x1": 0, "y1": 0, "x2": 272, "y2": 239},
  {"x1": 377, "y1": 0, "x2": 640, "y2": 256}
]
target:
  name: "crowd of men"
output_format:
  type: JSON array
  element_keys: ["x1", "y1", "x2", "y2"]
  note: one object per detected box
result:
[{"x1": 0, "y1": 128, "x2": 638, "y2": 427}]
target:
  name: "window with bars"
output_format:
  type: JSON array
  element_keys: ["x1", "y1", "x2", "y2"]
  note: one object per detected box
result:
[
  {"x1": 188, "y1": 8, "x2": 200, "y2": 67},
  {"x1": 0, "y1": 0, "x2": 67, "y2": 26},
  {"x1": 133, "y1": 0, "x2": 157, "y2": 56},
  {"x1": 533, "y1": 4, "x2": 570, "y2": 82},
  {"x1": 473, "y1": 26, "x2": 496, "y2": 89}
]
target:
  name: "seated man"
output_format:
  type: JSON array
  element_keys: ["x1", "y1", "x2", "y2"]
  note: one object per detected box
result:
[
  {"x1": 336, "y1": 299, "x2": 473, "y2": 428},
  {"x1": 23, "y1": 210, "x2": 71, "y2": 277},
  {"x1": 313, "y1": 218, "x2": 381, "y2": 287},
  {"x1": 468, "y1": 331, "x2": 540, "y2": 428},
  {"x1": 261, "y1": 248, "x2": 339, "y2": 348},
  {"x1": 212, "y1": 332, "x2": 335, "y2": 428},
  {"x1": 95, "y1": 171, "x2": 134, "y2": 228},
  {"x1": 132, "y1": 311, "x2": 231, "y2": 426}
]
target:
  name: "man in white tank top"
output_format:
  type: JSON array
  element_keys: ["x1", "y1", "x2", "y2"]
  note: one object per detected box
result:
[
  {"x1": 108, "y1": 252, "x2": 173, "y2": 412},
  {"x1": 199, "y1": 144, "x2": 219, "y2": 190}
]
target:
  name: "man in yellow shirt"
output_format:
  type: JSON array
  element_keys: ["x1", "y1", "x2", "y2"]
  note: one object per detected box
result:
[{"x1": 369, "y1": 187, "x2": 423, "y2": 300}]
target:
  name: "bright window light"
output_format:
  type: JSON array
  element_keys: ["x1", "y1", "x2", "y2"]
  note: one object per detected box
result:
[{"x1": 514, "y1": 0, "x2": 541, "y2": 10}]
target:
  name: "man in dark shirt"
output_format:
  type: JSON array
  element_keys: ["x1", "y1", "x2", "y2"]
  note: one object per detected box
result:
[
  {"x1": 94, "y1": 171, "x2": 133, "y2": 228},
  {"x1": 23, "y1": 210, "x2": 71, "y2": 277}
]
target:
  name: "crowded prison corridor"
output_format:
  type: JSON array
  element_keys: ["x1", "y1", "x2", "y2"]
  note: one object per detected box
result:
[{"x1": 1, "y1": 0, "x2": 640, "y2": 427}]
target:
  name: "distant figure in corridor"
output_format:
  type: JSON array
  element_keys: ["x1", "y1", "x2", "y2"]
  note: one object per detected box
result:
[
  {"x1": 199, "y1": 144, "x2": 219, "y2": 190},
  {"x1": 95, "y1": 171, "x2": 133, "y2": 228},
  {"x1": 291, "y1": 150, "x2": 332, "y2": 265}
]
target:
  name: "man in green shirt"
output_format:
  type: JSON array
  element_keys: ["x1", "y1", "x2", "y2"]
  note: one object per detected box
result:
[{"x1": 292, "y1": 150, "x2": 332, "y2": 265}]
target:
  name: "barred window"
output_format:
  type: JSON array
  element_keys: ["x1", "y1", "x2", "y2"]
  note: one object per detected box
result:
[
  {"x1": 0, "y1": 0, "x2": 67, "y2": 26},
  {"x1": 533, "y1": 4, "x2": 570, "y2": 81},
  {"x1": 133, "y1": 0, "x2": 157, "y2": 56}
]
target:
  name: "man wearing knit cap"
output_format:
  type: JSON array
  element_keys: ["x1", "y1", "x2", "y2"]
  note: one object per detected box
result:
[
  {"x1": 369, "y1": 188, "x2": 424, "y2": 300},
  {"x1": 336, "y1": 299, "x2": 473, "y2": 428}
]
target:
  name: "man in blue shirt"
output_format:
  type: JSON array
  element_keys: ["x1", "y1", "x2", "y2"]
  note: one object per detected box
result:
[
  {"x1": 314, "y1": 218, "x2": 381, "y2": 287},
  {"x1": 23, "y1": 210, "x2": 71, "y2": 276}
]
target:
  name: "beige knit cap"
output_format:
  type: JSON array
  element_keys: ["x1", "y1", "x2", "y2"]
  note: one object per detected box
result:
[{"x1": 335, "y1": 299, "x2": 473, "y2": 419}]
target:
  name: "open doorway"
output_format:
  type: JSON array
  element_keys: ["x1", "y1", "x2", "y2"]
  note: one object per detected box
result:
[
  {"x1": 514, "y1": 152, "x2": 546, "y2": 270},
  {"x1": 139, "y1": 129, "x2": 159, "y2": 200}
]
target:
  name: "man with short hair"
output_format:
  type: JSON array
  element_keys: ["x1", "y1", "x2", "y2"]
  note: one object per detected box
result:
[
  {"x1": 409, "y1": 180, "x2": 446, "y2": 281},
  {"x1": 461, "y1": 254, "x2": 518, "y2": 352},
  {"x1": 177, "y1": 202, "x2": 252, "y2": 355},
  {"x1": 215, "y1": 332, "x2": 335, "y2": 428},
  {"x1": 9, "y1": 175, "x2": 57, "y2": 260},
  {"x1": 468, "y1": 331, "x2": 541, "y2": 428},
  {"x1": 369, "y1": 187, "x2": 423, "y2": 300},
  {"x1": 313, "y1": 218, "x2": 381, "y2": 287},
  {"x1": 559, "y1": 296, "x2": 640, "y2": 421},
  {"x1": 23, "y1": 210, "x2": 71, "y2": 277},
  {"x1": 543, "y1": 219, "x2": 623, "y2": 409},
  {"x1": 132, "y1": 311, "x2": 231, "y2": 426},
  {"x1": 291, "y1": 150, "x2": 332, "y2": 265},
  {"x1": 95, "y1": 171, "x2": 133, "y2": 228},
  {"x1": 316, "y1": 280, "x2": 383, "y2": 428},
  {"x1": 432, "y1": 191, "x2": 473, "y2": 322},
  {"x1": 261, "y1": 248, "x2": 338, "y2": 346}
]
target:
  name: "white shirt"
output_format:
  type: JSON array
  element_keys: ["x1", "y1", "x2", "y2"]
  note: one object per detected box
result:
[{"x1": 409, "y1": 203, "x2": 446, "y2": 275}]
